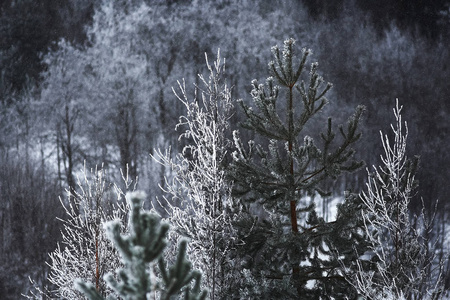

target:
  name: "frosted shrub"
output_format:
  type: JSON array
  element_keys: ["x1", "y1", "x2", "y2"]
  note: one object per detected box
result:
[
  {"x1": 351, "y1": 100, "x2": 446, "y2": 299},
  {"x1": 153, "y1": 50, "x2": 238, "y2": 299},
  {"x1": 33, "y1": 166, "x2": 135, "y2": 299},
  {"x1": 75, "y1": 191, "x2": 207, "y2": 300}
]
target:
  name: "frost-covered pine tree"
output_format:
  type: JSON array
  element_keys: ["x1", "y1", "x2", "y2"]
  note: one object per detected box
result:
[
  {"x1": 153, "y1": 51, "x2": 238, "y2": 299},
  {"x1": 76, "y1": 191, "x2": 207, "y2": 300},
  {"x1": 229, "y1": 38, "x2": 368, "y2": 298},
  {"x1": 350, "y1": 100, "x2": 446, "y2": 299},
  {"x1": 39, "y1": 167, "x2": 134, "y2": 299}
]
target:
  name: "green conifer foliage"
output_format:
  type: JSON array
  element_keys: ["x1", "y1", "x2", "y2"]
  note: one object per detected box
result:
[
  {"x1": 75, "y1": 191, "x2": 207, "y2": 300},
  {"x1": 229, "y1": 38, "x2": 367, "y2": 298}
]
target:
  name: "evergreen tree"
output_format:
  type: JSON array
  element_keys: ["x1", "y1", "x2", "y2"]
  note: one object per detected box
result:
[
  {"x1": 76, "y1": 191, "x2": 207, "y2": 300},
  {"x1": 229, "y1": 38, "x2": 368, "y2": 298}
]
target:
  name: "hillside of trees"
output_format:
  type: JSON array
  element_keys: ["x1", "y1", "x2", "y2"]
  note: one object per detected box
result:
[{"x1": 1, "y1": 0, "x2": 449, "y2": 298}]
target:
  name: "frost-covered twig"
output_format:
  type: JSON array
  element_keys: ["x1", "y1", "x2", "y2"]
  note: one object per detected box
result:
[
  {"x1": 43, "y1": 165, "x2": 134, "y2": 299},
  {"x1": 75, "y1": 191, "x2": 207, "y2": 300},
  {"x1": 152, "y1": 50, "x2": 237, "y2": 299},
  {"x1": 351, "y1": 100, "x2": 446, "y2": 299}
]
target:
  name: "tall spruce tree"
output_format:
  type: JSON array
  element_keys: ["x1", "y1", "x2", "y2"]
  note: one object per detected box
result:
[{"x1": 229, "y1": 38, "x2": 368, "y2": 298}]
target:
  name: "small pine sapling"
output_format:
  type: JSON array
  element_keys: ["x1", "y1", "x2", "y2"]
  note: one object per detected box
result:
[
  {"x1": 229, "y1": 38, "x2": 367, "y2": 298},
  {"x1": 76, "y1": 191, "x2": 207, "y2": 300}
]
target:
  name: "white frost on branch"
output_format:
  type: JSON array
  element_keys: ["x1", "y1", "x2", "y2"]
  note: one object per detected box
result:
[
  {"x1": 352, "y1": 100, "x2": 445, "y2": 300},
  {"x1": 152, "y1": 50, "x2": 239, "y2": 300},
  {"x1": 43, "y1": 166, "x2": 135, "y2": 299}
]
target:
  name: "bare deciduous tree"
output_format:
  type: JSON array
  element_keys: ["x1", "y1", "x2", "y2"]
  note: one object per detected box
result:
[{"x1": 350, "y1": 100, "x2": 447, "y2": 300}]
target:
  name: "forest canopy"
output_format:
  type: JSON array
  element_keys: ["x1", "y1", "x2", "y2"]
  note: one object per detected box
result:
[{"x1": 0, "y1": 0, "x2": 449, "y2": 298}]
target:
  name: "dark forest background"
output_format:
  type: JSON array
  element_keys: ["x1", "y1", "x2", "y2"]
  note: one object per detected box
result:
[{"x1": 1, "y1": 0, "x2": 449, "y2": 298}]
